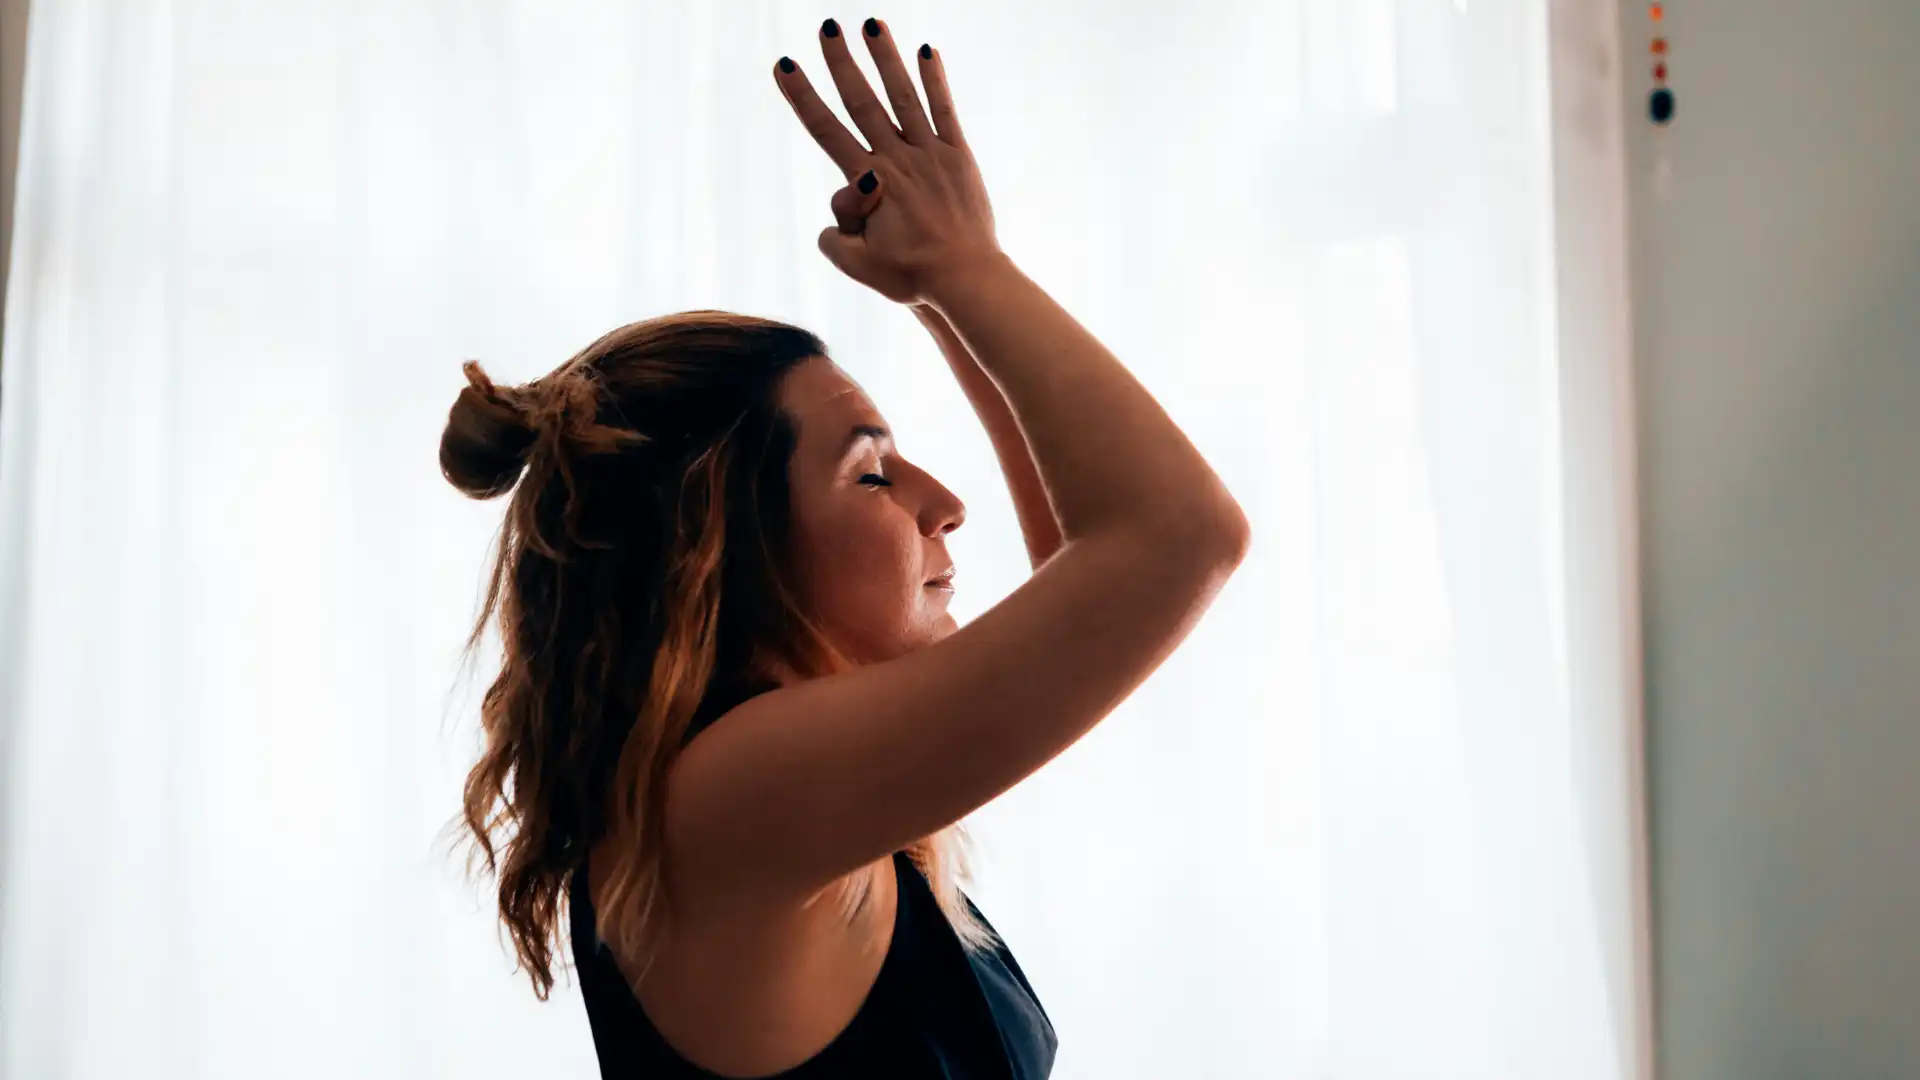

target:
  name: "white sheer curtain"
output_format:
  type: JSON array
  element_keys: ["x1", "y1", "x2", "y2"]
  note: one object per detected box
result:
[{"x1": 0, "y1": 2, "x2": 1646, "y2": 1078}]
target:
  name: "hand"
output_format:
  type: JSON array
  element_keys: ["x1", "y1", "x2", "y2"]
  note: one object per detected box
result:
[
  {"x1": 827, "y1": 180, "x2": 939, "y2": 326},
  {"x1": 775, "y1": 19, "x2": 1002, "y2": 305},
  {"x1": 829, "y1": 172, "x2": 884, "y2": 237}
]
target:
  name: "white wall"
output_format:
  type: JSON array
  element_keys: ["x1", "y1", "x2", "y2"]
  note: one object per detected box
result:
[{"x1": 1623, "y1": 0, "x2": 1920, "y2": 1076}]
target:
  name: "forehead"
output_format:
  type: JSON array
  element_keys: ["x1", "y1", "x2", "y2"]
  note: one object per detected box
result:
[{"x1": 781, "y1": 357, "x2": 884, "y2": 451}]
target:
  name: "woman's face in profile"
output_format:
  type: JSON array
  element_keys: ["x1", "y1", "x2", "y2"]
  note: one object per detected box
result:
[{"x1": 779, "y1": 356, "x2": 965, "y2": 667}]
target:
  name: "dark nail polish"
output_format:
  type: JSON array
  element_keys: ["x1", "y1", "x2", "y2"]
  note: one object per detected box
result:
[
  {"x1": 858, "y1": 170, "x2": 877, "y2": 195},
  {"x1": 778, "y1": 56, "x2": 795, "y2": 73},
  {"x1": 864, "y1": 18, "x2": 880, "y2": 37},
  {"x1": 919, "y1": 43, "x2": 932, "y2": 60},
  {"x1": 821, "y1": 18, "x2": 839, "y2": 38}
]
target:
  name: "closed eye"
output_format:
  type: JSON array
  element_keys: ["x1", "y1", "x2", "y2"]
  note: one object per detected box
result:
[{"x1": 859, "y1": 473, "x2": 893, "y2": 487}]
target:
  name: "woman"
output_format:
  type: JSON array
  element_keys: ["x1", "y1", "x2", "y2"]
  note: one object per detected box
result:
[{"x1": 442, "y1": 17, "x2": 1249, "y2": 1079}]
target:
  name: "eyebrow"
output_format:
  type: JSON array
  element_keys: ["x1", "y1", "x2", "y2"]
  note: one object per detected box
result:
[{"x1": 838, "y1": 423, "x2": 891, "y2": 460}]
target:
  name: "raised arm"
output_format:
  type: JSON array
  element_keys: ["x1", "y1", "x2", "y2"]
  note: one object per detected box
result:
[
  {"x1": 913, "y1": 303, "x2": 1065, "y2": 570},
  {"x1": 664, "y1": 20, "x2": 1249, "y2": 907},
  {"x1": 823, "y1": 154, "x2": 1063, "y2": 570}
]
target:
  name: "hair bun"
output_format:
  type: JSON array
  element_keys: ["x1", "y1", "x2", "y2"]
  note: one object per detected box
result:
[{"x1": 441, "y1": 360, "x2": 537, "y2": 499}]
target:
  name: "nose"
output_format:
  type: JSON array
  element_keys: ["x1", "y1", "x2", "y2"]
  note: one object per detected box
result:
[
  {"x1": 929, "y1": 490, "x2": 965, "y2": 537},
  {"x1": 917, "y1": 473, "x2": 965, "y2": 537}
]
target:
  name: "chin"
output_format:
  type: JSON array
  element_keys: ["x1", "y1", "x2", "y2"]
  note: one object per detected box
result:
[{"x1": 895, "y1": 623, "x2": 955, "y2": 656}]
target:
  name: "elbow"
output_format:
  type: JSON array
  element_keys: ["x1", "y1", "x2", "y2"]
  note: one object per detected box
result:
[
  {"x1": 1084, "y1": 491, "x2": 1253, "y2": 572},
  {"x1": 1155, "y1": 495, "x2": 1252, "y2": 570},
  {"x1": 1205, "y1": 499, "x2": 1253, "y2": 568}
]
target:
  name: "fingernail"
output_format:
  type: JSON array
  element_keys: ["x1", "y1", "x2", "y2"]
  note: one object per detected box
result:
[
  {"x1": 858, "y1": 170, "x2": 877, "y2": 194},
  {"x1": 778, "y1": 56, "x2": 795, "y2": 73},
  {"x1": 864, "y1": 18, "x2": 881, "y2": 37},
  {"x1": 821, "y1": 18, "x2": 839, "y2": 38},
  {"x1": 919, "y1": 43, "x2": 932, "y2": 60}
]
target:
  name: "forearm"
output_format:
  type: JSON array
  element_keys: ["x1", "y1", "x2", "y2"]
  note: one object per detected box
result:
[
  {"x1": 922, "y1": 254, "x2": 1248, "y2": 553},
  {"x1": 913, "y1": 304, "x2": 1064, "y2": 570}
]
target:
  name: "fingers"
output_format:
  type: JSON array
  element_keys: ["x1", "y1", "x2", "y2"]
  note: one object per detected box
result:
[
  {"x1": 831, "y1": 170, "x2": 884, "y2": 234},
  {"x1": 916, "y1": 44, "x2": 966, "y2": 148},
  {"x1": 817, "y1": 18, "x2": 903, "y2": 151},
  {"x1": 817, "y1": 223, "x2": 873, "y2": 282},
  {"x1": 858, "y1": 18, "x2": 936, "y2": 145},
  {"x1": 774, "y1": 56, "x2": 871, "y2": 180}
]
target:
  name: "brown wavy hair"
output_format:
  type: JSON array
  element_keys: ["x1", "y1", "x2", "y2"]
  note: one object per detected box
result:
[{"x1": 441, "y1": 310, "x2": 985, "y2": 1000}]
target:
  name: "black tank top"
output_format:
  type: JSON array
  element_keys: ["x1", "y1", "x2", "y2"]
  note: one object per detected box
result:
[{"x1": 569, "y1": 852, "x2": 1058, "y2": 1079}]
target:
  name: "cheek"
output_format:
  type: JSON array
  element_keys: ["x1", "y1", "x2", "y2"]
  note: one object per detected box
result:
[
  {"x1": 800, "y1": 500, "x2": 922, "y2": 629},
  {"x1": 842, "y1": 505, "x2": 920, "y2": 601}
]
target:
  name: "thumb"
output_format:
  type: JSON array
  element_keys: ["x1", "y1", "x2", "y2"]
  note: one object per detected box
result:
[
  {"x1": 817, "y1": 224, "x2": 875, "y2": 281},
  {"x1": 830, "y1": 169, "x2": 885, "y2": 234}
]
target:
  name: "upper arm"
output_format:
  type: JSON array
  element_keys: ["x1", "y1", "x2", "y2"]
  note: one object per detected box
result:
[{"x1": 664, "y1": 514, "x2": 1249, "y2": 906}]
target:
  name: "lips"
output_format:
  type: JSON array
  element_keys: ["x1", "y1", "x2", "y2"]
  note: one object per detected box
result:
[{"x1": 925, "y1": 568, "x2": 956, "y2": 588}]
